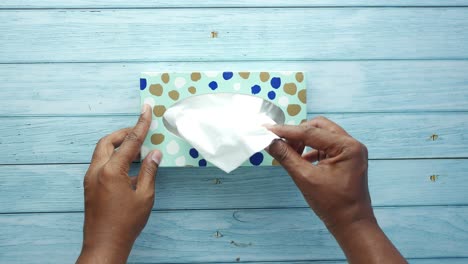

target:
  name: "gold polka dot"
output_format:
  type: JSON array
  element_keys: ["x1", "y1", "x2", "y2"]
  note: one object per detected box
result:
[
  {"x1": 287, "y1": 104, "x2": 301, "y2": 116},
  {"x1": 191, "y1": 72, "x2": 201, "y2": 81},
  {"x1": 239, "y1": 72, "x2": 250, "y2": 79},
  {"x1": 260, "y1": 72, "x2": 270, "y2": 82},
  {"x1": 272, "y1": 159, "x2": 280, "y2": 166},
  {"x1": 188, "y1": 86, "x2": 196, "y2": 94},
  {"x1": 284, "y1": 83, "x2": 297, "y2": 95},
  {"x1": 151, "y1": 133, "x2": 165, "y2": 145},
  {"x1": 153, "y1": 105, "x2": 166, "y2": 117},
  {"x1": 149, "y1": 84, "x2": 163, "y2": 96},
  {"x1": 168, "y1": 90, "x2": 180, "y2": 100},
  {"x1": 298, "y1": 89, "x2": 306, "y2": 104},
  {"x1": 295, "y1": 72, "x2": 304, "y2": 83},
  {"x1": 161, "y1": 73, "x2": 170, "y2": 84}
]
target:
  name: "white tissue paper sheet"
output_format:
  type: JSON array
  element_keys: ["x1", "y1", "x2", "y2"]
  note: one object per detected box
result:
[{"x1": 163, "y1": 93, "x2": 282, "y2": 173}]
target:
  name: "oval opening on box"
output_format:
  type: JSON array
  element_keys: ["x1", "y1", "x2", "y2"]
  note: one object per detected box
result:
[{"x1": 162, "y1": 93, "x2": 285, "y2": 138}]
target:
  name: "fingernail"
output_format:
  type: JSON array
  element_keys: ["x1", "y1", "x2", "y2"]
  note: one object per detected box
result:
[
  {"x1": 150, "y1": 150, "x2": 163, "y2": 165},
  {"x1": 265, "y1": 138, "x2": 280, "y2": 152},
  {"x1": 141, "y1": 104, "x2": 151, "y2": 114}
]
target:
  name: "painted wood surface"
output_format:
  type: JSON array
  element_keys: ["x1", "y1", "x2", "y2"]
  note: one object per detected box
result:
[
  {"x1": 0, "y1": 207, "x2": 467, "y2": 263},
  {"x1": 2, "y1": 8, "x2": 468, "y2": 63},
  {"x1": 3, "y1": 0, "x2": 468, "y2": 8},
  {"x1": 0, "y1": 113, "x2": 466, "y2": 164},
  {"x1": 1, "y1": 1, "x2": 468, "y2": 263},
  {"x1": 2, "y1": 60, "x2": 468, "y2": 115},
  {"x1": 0, "y1": 159, "x2": 466, "y2": 213}
]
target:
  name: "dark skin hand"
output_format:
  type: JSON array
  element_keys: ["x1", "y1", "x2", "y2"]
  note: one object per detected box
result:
[
  {"x1": 77, "y1": 108, "x2": 405, "y2": 263},
  {"x1": 76, "y1": 104, "x2": 162, "y2": 264},
  {"x1": 266, "y1": 116, "x2": 407, "y2": 264}
]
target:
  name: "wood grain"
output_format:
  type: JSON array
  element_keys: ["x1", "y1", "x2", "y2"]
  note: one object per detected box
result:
[
  {"x1": 2, "y1": 60, "x2": 468, "y2": 115},
  {"x1": 0, "y1": 113, "x2": 466, "y2": 164},
  {"x1": 3, "y1": 0, "x2": 468, "y2": 8},
  {"x1": 0, "y1": 207, "x2": 466, "y2": 263},
  {"x1": 0, "y1": 159, "x2": 466, "y2": 213},
  {"x1": 1, "y1": 8, "x2": 468, "y2": 63}
]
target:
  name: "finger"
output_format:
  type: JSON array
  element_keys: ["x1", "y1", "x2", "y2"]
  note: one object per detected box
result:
[
  {"x1": 285, "y1": 138, "x2": 305, "y2": 155},
  {"x1": 91, "y1": 127, "x2": 132, "y2": 166},
  {"x1": 268, "y1": 125, "x2": 347, "y2": 157},
  {"x1": 302, "y1": 150, "x2": 327, "y2": 163},
  {"x1": 301, "y1": 116, "x2": 350, "y2": 136},
  {"x1": 130, "y1": 176, "x2": 138, "y2": 187},
  {"x1": 110, "y1": 104, "x2": 152, "y2": 171},
  {"x1": 136, "y1": 150, "x2": 162, "y2": 196},
  {"x1": 302, "y1": 150, "x2": 319, "y2": 162},
  {"x1": 267, "y1": 139, "x2": 316, "y2": 178}
]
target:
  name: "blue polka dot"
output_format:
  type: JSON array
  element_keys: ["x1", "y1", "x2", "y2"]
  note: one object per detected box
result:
[
  {"x1": 249, "y1": 152, "x2": 264, "y2": 166},
  {"x1": 189, "y1": 148, "x2": 199, "y2": 158},
  {"x1": 251, "y1": 85, "x2": 261, "y2": 94},
  {"x1": 268, "y1": 91, "x2": 276, "y2": 100},
  {"x1": 270, "y1": 77, "x2": 281, "y2": 89},
  {"x1": 140, "y1": 78, "x2": 147, "y2": 90},
  {"x1": 199, "y1": 159, "x2": 207, "y2": 167},
  {"x1": 209, "y1": 81, "x2": 218, "y2": 90},
  {"x1": 223, "y1": 72, "x2": 233, "y2": 80}
]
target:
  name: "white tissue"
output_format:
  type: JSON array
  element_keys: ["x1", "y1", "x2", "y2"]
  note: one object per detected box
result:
[{"x1": 163, "y1": 94, "x2": 281, "y2": 173}]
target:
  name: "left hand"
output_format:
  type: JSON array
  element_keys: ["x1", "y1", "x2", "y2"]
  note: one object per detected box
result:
[{"x1": 76, "y1": 104, "x2": 162, "y2": 264}]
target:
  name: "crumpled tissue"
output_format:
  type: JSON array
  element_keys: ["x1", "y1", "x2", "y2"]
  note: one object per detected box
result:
[{"x1": 163, "y1": 93, "x2": 283, "y2": 173}]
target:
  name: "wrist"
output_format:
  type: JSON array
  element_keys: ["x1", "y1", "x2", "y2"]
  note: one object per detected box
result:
[
  {"x1": 330, "y1": 216, "x2": 379, "y2": 240},
  {"x1": 77, "y1": 240, "x2": 133, "y2": 264}
]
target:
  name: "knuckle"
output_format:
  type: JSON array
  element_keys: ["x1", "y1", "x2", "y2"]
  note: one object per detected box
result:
[
  {"x1": 143, "y1": 165, "x2": 156, "y2": 177},
  {"x1": 96, "y1": 136, "x2": 107, "y2": 146},
  {"x1": 137, "y1": 115, "x2": 149, "y2": 127},
  {"x1": 314, "y1": 115, "x2": 327, "y2": 121},
  {"x1": 83, "y1": 175, "x2": 92, "y2": 190},
  {"x1": 125, "y1": 131, "x2": 143, "y2": 145},
  {"x1": 344, "y1": 138, "x2": 368, "y2": 157},
  {"x1": 99, "y1": 164, "x2": 115, "y2": 181},
  {"x1": 273, "y1": 140, "x2": 290, "y2": 162}
]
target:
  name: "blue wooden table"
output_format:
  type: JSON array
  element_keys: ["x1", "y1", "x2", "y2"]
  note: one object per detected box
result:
[{"x1": 1, "y1": 1, "x2": 468, "y2": 263}]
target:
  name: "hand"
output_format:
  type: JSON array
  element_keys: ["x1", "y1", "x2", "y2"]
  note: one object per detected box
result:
[
  {"x1": 76, "y1": 104, "x2": 162, "y2": 264},
  {"x1": 266, "y1": 116, "x2": 406, "y2": 263}
]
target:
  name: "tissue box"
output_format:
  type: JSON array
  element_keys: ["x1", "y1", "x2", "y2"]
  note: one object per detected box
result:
[{"x1": 139, "y1": 71, "x2": 307, "y2": 168}]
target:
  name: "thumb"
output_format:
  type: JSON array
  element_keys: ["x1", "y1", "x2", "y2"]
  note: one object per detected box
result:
[
  {"x1": 267, "y1": 139, "x2": 311, "y2": 178},
  {"x1": 137, "y1": 150, "x2": 162, "y2": 196}
]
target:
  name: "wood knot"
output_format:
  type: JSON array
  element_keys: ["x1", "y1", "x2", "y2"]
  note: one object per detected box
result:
[
  {"x1": 429, "y1": 134, "x2": 439, "y2": 141},
  {"x1": 213, "y1": 230, "x2": 223, "y2": 238},
  {"x1": 236, "y1": 257, "x2": 240, "y2": 262},
  {"x1": 211, "y1": 31, "x2": 218, "y2": 38},
  {"x1": 213, "y1": 178, "x2": 222, "y2": 184},
  {"x1": 430, "y1": 174, "x2": 439, "y2": 182}
]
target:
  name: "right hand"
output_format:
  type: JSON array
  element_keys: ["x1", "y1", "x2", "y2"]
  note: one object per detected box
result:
[{"x1": 266, "y1": 116, "x2": 374, "y2": 233}]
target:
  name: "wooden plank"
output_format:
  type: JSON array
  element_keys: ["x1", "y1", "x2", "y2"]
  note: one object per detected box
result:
[
  {"x1": 0, "y1": 207, "x2": 466, "y2": 263},
  {"x1": 0, "y1": 159, "x2": 466, "y2": 213},
  {"x1": 3, "y1": 0, "x2": 468, "y2": 8},
  {"x1": 0, "y1": 113, "x2": 466, "y2": 164},
  {"x1": 209, "y1": 260, "x2": 468, "y2": 264},
  {"x1": 2, "y1": 60, "x2": 468, "y2": 115},
  {"x1": 198, "y1": 260, "x2": 468, "y2": 264},
  {"x1": 1, "y1": 8, "x2": 468, "y2": 63}
]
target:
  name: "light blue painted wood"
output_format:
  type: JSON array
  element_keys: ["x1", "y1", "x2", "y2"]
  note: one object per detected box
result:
[
  {"x1": 3, "y1": 0, "x2": 468, "y2": 8},
  {"x1": 0, "y1": 159, "x2": 466, "y2": 213},
  {"x1": 1, "y1": 8, "x2": 468, "y2": 63},
  {"x1": 157, "y1": 260, "x2": 468, "y2": 264},
  {"x1": 0, "y1": 207, "x2": 467, "y2": 263},
  {"x1": 0, "y1": 113, "x2": 466, "y2": 164},
  {"x1": 2, "y1": 60, "x2": 468, "y2": 115}
]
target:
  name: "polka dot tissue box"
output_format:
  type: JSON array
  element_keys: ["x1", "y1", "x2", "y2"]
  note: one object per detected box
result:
[{"x1": 139, "y1": 71, "x2": 307, "y2": 173}]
